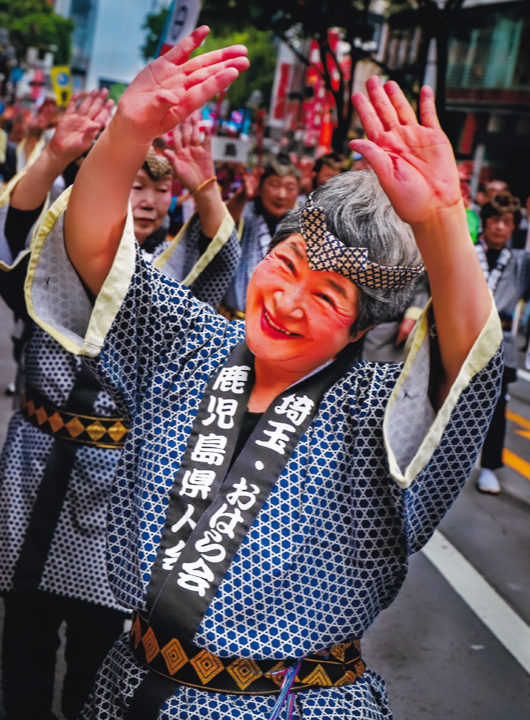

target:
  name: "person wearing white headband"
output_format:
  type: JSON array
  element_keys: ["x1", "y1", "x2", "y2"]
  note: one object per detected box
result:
[{"x1": 25, "y1": 28, "x2": 501, "y2": 720}]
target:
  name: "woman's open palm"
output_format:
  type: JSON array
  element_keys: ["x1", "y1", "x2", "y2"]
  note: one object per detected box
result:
[
  {"x1": 351, "y1": 78, "x2": 461, "y2": 226},
  {"x1": 117, "y1": 27, "x2": 248, "y2": 143},
  {"x1": 49, "y1": 89, "x2": 114, "y2": 164},
  {"x1": 164, "y1": 113, "x2": 215, "y2": 192}
]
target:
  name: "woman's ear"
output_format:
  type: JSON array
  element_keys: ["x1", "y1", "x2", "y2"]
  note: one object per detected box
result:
[{"x1": 350, "y1": 325, "x2": 374, "y2": 343}]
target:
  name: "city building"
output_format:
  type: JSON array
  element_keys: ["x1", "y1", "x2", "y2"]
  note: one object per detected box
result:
[
  {"x1": 378, "y1": 0, "x2": 529, "y2": 200},
  {"x1": 54, "y1": 0, "x2": 170, "y2": 92},
  {"x1": 444, "y1": 0, "x2": 529, "y2": 201}
]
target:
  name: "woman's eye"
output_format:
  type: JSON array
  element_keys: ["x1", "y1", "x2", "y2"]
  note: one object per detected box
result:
[
  {"x1": 278, "y1": 256, "x2": 295, "y2": 273},
  {"x1": 316, "y1": 293, "x2": 335, "y2": 307}
]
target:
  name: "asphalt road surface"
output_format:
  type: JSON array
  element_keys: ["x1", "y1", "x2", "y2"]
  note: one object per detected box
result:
[{"x1": 0, "y1": 294, "x2": 528, "y2": 719}]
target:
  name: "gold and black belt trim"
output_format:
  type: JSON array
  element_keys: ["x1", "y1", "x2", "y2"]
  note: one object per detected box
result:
[
  {"x1": 20, "y1": 385, "x2": 129, "y2": 449},
  {"x1": 130, "y1": 611, "x2": 365, "y2": 695}
]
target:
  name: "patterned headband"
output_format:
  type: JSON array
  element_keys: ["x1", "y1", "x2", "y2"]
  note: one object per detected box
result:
[
  {"x1": 301, "y1": 194, "x2": 424, "y2": 289},
  {"x1": 143, "y1": 147, "x2": 173, "y2": 181}
]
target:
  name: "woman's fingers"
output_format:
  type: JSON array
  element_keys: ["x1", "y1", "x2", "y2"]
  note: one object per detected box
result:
[
  {"x1": 349, "y1": 139, "x2": 393, "y2": 183},
  {"x1": 384, "y1": 81, "x2": 417, "y2": 126},
  {"x1": 181, "y1": 116, "x2": 192, "y2": 147},
  {"x1": 365, "y1": 76, "x2": 400, "y2": 131},
  {"x1": 183, "y1": 56, "x2": 249, "y2": 91},
  {"x1": 77, "y1": 89, "x2": 98, "y2": 116},
  {"x1": 419, "y1": 85, "x2": 442, "y2": 130},
  {"x1": 352, "y1": 91, "x2": 385, "y2": 140},
  {"x1": 87, "y1": 89, "x2": 109, "y2": 120},
  {"x1": 202, "y1": 119, "x2": 212, "y2": 151},
  {"x1": 93, "y1": 99, "x2": 115, "y2": 128},
  {"x1": 163, "y1": 26, "x2": 211, "y2": 67},
  {"x1": 172, "y1": 123, "x2": 183, "y2": 153},
  {"x1": 65, "y1": 94, "x2": 80, "y2": 116},
  {"x1": 190, "y1": 112, "x2": 202, "y2": 146},
  {"x1": 162, "y1": 148, "x2": 178, "y2": 172},
  {"x1": 182, "y1": 44, "x2": 248, "y2": 76},
  {"x1": 178, "y1": 66, "x2": 241, "y2": 116}
]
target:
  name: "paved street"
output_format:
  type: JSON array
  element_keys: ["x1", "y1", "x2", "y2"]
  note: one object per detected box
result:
[{"x1": 0, "y1": 294, "x2": 529, "y2": 718}]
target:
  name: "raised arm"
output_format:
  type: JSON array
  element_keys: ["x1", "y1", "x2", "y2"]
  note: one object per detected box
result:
[
  {"x1": 64, "y1": 27, "x2": 249, "y2": 297},
  {"x1": 163, "y1": 113, "x2": 225, "y2": 238},
  {"x1": 10, "y1": 90, "x2": 114, "y2": 212},
  {"x1": 351, "y1": 78, "x2": 492, "y2": 406}
]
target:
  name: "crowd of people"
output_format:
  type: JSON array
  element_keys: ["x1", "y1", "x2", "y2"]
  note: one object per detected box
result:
[{"x1": 0, "y1": 24, "x2": 519, "y2": 720}]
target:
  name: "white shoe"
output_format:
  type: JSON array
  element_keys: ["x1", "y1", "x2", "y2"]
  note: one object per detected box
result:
[{"x1": 477, "y1": 468, "x2": 501, "y2": 494}]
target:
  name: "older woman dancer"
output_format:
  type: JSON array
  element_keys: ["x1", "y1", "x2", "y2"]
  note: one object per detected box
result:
[{"x1": 26, "y1": 27, "x2": 502, "y2": 720}]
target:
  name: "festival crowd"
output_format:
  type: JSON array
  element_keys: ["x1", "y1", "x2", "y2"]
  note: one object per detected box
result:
[{"x1": 0, "y1": 26, "x2": 522, "y2": 720}]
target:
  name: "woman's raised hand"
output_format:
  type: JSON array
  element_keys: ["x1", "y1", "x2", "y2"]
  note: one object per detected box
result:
[
  {"x1": 164, "y1": 112, "x2": 215, "y2": 192},
  {"x1": 48, "y1": 89, "x2": 114, "y2": 166},
  {"x1": 350, "y1": 77, "x2": 461, "y2": 227},
  {"x1": 116, "y1": 26, "x2": 248, "y2": 144}
]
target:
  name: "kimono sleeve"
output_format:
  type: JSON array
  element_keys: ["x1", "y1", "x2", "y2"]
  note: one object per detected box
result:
[
  {"x1": 0, "y1": 169, "x2": 48, "y2": 272},
  {"x1": 24, "y1": 187, "x2": 232, "y2": 420},
  {"x1": 153, "y1": 207, "x2": 240, "y2": 310},
  {"x1": 383, "y1": 300, "x2": 503, "y2": 553}
]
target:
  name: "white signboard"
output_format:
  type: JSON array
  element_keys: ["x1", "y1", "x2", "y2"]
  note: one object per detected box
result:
[{"x1": 211, "y1": 137, "x2": 250, "y2": 164}]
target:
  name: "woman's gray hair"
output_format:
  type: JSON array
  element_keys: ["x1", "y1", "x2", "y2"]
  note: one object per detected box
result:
[{"x1": 269, "y1": 170, "x2": 422, "y2": 334}]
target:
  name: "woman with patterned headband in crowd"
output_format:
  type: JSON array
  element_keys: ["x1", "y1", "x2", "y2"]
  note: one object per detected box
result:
[{"x1": 26, "y1": 27, "x2": 502, "y2": 720}]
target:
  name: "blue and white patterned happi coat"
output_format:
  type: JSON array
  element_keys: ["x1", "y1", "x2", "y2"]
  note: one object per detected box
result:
[
  {"x1": 0, "y1": 182, "x2": 239, "y2": 611},
  {"x1": 27, "y1": 201, "x2": 503, "y2": 719}
]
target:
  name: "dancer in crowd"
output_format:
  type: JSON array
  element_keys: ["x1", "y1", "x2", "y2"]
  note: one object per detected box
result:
[
  {"x1": 26, "y1": 28, "x2": 502, "y2": 720},
  {"x1": 0, "y1": 89, "x2": 123, "y2": 720},
  {"x1": 222, "y1": 157, "x2": 300, "y2": 317},
  {"x1": 475, "y1": 192, "x2": 527, "y2": 494},
  {"x1": 311, "y1": 152, "x2": 346, "y2": 189},
  {"x1": 0, "y1": 75, "x2": 239, "y2": 720}
]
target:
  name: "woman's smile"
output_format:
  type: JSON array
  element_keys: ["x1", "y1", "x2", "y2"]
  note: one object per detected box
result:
[{"x1": 261, "y1": 306, "x2": 302, "y2": 339}]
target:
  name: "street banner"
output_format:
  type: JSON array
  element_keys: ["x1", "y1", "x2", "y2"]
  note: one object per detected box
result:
[
  {"x1": 157, "y1": 0, "x2": 203, "y2": 57},
  {"x1": 50, "y1": 66, "x2": 72, "y2": 106},
  {"x1": 268, "y1": 42, "x2": 296, "y2": 130}
]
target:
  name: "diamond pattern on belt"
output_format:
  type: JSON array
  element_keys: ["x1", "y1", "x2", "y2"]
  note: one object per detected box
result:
[
  {"x1": 20, "y1": 389, "x2": 129, "y2": 448},
  {"x1": 226, "y1": 658, "x2": 263, "y2": 690},
  {"x1": 141, "y1": 627, "x2": 160, "y2": 664},
  {"x1": 86, "y1": 420, "x2": 107, "y2": 442},
  {"x1": 301, "y1": 664, "x2": 332, "y2": 687},
  {"x1": 162, "y1": 638, "x2": 188, "y2": 675},
  {"x1": 190, "y1": 649, "x2": 224, "y2": 684}
]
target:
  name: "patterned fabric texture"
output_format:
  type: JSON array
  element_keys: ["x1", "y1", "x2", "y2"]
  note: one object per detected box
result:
[
  {"x1": 153, "y1": 211, "x2": 241, "y2": 310},
  {"x1": 27, "y1": 218, "x2": 503, "y2": 717},
  {"x1": 223, "y1": 200, "x2": 277, "y2": 314},
  {"x1": 0, "y1": 195, "x2": 238, "y2": 610},
  {"x1": 0, "y1": 325, "x2": 125, "y2": 610},
  {"x1": 301, "y1": 198, "x2": 424, "y2": 289}
]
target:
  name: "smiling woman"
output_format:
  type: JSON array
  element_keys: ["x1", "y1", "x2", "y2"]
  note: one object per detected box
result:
[{"x1": 23, "y1": 28, "x2": 503, "y2": 720}]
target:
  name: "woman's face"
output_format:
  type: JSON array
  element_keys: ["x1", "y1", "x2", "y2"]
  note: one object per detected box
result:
[
  {"x1": 483, "y1": 213, "x2": 515, "y2": 249},
  {"x1": 245, "y1": 235, "x2": 361, "y2": 374},
  {"x1": 130, "y1": 169, "x2": 173, "y2": 245},
  {"x1": 259, "y1": 174, "x2": 299, "y2": 221}
]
